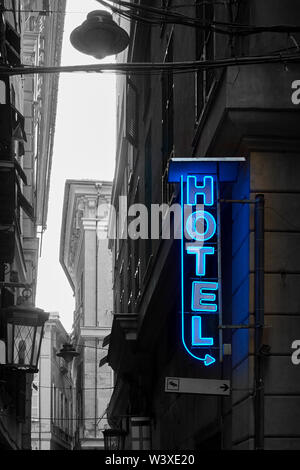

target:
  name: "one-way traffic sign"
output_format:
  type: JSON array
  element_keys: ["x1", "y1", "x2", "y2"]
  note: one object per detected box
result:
[{"x1": 165, "y1": 377, "x2": 231, "y2": 396}]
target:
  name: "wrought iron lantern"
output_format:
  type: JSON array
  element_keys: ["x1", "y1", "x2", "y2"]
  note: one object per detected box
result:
[
  {"x1": 56, "y1": 342, "x2": 79, "y2": 363},
  {"x1": 103, "y1": 428, "x2": 126, "y2": 450},
  {"x1": 1, "y1": 303, "x2": 49, "y2": 373},
  {"x1": 70, "y1": 10, "x2": 129, "y2": 60}
]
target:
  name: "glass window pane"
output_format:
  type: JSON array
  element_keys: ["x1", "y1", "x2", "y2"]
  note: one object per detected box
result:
[
  {"x1": 0, "y1": 80, "x2": 6, "y2": 104},
  {"x1": 32, "y1": 325, "x2": 42, "y2": 365},
  {"x1": 7, "y1": 324, "x2": 13, "y2": 362},
  {"x1": 13, "y1": 325, "x2": 34, "y2": 366}
]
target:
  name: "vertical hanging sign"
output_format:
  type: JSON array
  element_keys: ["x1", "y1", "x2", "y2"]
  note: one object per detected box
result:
[{"x1": 180, "y1": 174, "x2": 220, "y2": 366}]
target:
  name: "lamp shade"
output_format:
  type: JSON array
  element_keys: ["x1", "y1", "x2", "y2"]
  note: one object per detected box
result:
[
  {"x1": 2, "y1": 304, "x2": 49, "y2": 372},
  {"x1": 56, "y1": 343, "x2": 79, "y2": 363},
  {"x1": 70, "y1": 10, "x2": 130, "y2": 60}
]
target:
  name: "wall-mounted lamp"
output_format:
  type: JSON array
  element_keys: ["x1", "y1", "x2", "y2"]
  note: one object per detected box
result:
[{"x1": 0, "y1": 296, "x2": 49, "y2": 373}]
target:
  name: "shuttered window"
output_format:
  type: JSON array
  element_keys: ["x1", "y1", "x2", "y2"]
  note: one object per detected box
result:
[
  {"x1": 161, "y1": 34, "x2": 174, "y2": 168},
  {"x1": 195, "y1": 0, "x2": 216, "y2": 122},
  {"x1": 126, "y1": 79, "x2": 138, "y2": 146}
]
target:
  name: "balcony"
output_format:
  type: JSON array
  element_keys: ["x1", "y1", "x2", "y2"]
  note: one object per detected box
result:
[{"x1": 52, "y1": 423, "x2": 73, "y2": 447}]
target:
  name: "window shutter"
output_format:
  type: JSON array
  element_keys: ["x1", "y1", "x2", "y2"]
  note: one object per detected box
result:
[{"x1": 126, "y1": 80, "x2": 138, "y2": 146}]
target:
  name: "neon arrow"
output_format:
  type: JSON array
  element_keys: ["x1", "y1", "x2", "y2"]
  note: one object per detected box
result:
[{"x1": 204, "y1": 354, "x2": 216, "y2": 366}]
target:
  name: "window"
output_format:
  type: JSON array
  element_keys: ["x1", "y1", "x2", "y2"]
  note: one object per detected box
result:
[
  {"x1": 143, "y1": 25, "x2": 151, "y2": 116},
  {"x1": 161, "y1": 33, "x2": 174, "y2": 169},
  {"x1": 126, "y1": 79, "x2": 138, "y2": 146},
  {"x1": 128, "y1": 290, "x2": 133, "y2": 312},
  {"x1": 128, "y1": 140, "x2": 135, "y2": 189},
  {"x1": 4, "y1": 21, "x2": 21, "y2": 65},
  {"x1": 52, "y1": 385, "x2": 56, "y2": 424},
  {"x1": 127, "y1": 254, "x2": 133, "y2": 312},
  {"x1": 120, "y1": 169, "x2": 128, "y2": 240},
  {"x1": 77, "y1": 272, "x2": 84, "y2": 309},
  {"x1": 160, "y1": 0, "x2": 172, "y2": 36},
  {"x1": 0, "y1": 80, "x2": 6, "y2": 104},
  {"x1": 65, "y1": 396, "x2": 68, "y2": 433},
  {"x1": 195, "y1": 0, "x2": 215, "y2": 122},
  {"x1": 69, "y1": 400, "x2": 73, "y2": 436},
  {"x1": 131, "y1": 418, "x2": 152, "y2": 450},
  {"x1": 55, "y1": 387, "x2": 59, "y2": 425},
  {"x1": 60, "y1": 392, "x2": 64, "y2": 429},
  {"x1": 119, "y1": 260, "x2": 125, "y2": 312},
  {"x1": 162, "y1": 163, "x2": 175, "y2": 206},
  {"x1": 10, "y1": 85, "x2": 15, "y2": 107},
  {"x1": 144, "y1": 127, "x2": 152, "y2": 264},
  {"x1": 32, "y1": 377, "x2": 39, "y2": 420},
  {"x1": 161, "y1": 33, "x2": 175, "y2": 205},
  {"x1": 42, "y1": 0, "x2": 50, "y2": 15},
  {"x1": 134, "y1": 260, "x2": 141, "y2": 304}
]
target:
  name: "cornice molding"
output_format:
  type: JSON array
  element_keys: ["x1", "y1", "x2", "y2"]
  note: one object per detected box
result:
[{"x1": 60, "y1": 181, "x2": 113, "y2": 290}]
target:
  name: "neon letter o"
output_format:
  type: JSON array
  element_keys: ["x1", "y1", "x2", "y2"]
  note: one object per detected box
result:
[{"x1": 186, "y1": 210, "x2": 216, "y2": 242}]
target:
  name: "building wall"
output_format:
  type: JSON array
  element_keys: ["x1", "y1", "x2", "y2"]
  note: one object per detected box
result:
[
  {"x1": 108, "y1": 0, "x2": 300, "y2": 451},
  {"x1": 60, "y1": 181, "x2": 114, "y2": 450},
  {"x1": 31, "y1": 313, "x2": 73, "y2": 451},
  {"x1": 0, "y1": 0, "x2": 65, "y2": 449}
]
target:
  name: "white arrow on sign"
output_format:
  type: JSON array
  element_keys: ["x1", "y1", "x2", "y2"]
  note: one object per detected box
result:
[{"x1": 165, "y1": 377, "x2": 230, "y2": 396}]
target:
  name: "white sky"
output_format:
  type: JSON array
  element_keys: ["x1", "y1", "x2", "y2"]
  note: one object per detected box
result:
[{"x1": 36, "y1": 0, "x2": 116, "y2": 332}]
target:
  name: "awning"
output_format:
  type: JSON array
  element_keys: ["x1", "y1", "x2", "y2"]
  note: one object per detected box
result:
[
  {"x1": 99, "y1": 355, "x2": 108, "y2": 368},
  {"x1": 14, "y1": 158, "x2": 27, "y2": 185},
  {"x1": 11, "y1": 106, "x2": 27, "y2": 142},
  {"x1": 17, "y1": 190, "x2": 34, "y2": 221},
  {"x1": 102, "y1": 334, "x2": 111, "y2": 348}
]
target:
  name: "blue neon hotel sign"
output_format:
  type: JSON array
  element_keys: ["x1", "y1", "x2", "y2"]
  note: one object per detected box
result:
[{"x1": 180, "y1": 174, "x2": 219, "y2": 366}]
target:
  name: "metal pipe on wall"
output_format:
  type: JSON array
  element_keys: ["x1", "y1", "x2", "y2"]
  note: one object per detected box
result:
[{"x1": 254, "y1": 194, "x2": 265, "y2": 450}]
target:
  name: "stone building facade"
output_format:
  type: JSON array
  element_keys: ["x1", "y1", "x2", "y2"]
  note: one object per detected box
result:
[
  {"x1": 0, "y1": 0, "x2": 65, "y2": 449},
  {"x1": 106, "y1": 0, "x2": 300, "y2": 450},
  {"x1": 31, "y1": 312, "x2": 73, "y2": 450},
  {"x1": 60, "y1": 180, "x2": 114, "y2": 450}
]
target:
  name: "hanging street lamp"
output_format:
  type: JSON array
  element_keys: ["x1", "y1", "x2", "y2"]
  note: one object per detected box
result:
[
  {"x1": 56, "y1": 342, "x2": 79, "y2": 363},
  {"x1": 70, "y1": 10, "x2": 129, "y2": 60}
]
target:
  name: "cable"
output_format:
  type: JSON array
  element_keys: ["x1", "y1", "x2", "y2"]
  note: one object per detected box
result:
[
  {"x1": 3, "y1": 0, "x2": 300, "y2": 37},
  {"x1": 3, "y1": 2, "x2": 239, "y2": 14},
  {"x1": 42, "y1": 339, "x2": 108, "y2": 352},
  {"x1": 0, "y1": 51, "x2": 299, "y2": 76},
  {"x1": 2, "y1": 8, "x2": 82, "y2": 14},
  {"x1": 98, "y1": 0, "x2": 229, "y2": 34},
  {"x1": 98, "y1": 0, "x2": 300, "y2": 36},
  {"x1": 31, "y1": 416, "x2": 109, "y2": 421},
  {"x1": 34, "y1": 385, "x2": 114, "y2": 390},
  {"x1": 171, "y1": 1, "x2": 241, "y2": 7}
]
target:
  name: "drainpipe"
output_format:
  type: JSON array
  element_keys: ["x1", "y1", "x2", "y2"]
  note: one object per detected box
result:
[{"x1": 254, "y1": 194, "x2": 265, "y2": 450}]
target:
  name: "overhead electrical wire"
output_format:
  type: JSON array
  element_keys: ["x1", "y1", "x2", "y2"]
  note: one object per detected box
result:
[
  {"x1": 97, "y1": 0, "x2": 232, "y2": 34},
  {"x1": 35, "y1": 385, "x2": 114, "y2": 391},
  {"x1": 98, "y1": 0, "x2": 300, "y2": 36},
  {"x1": 31, "y1": 416, "x2": 108, "y2": 421},
  {"x1": 2, "y1": 1, "x2": 240, "y2": 14},
  {"x1": 0, "y1": 52, "x2": 299, "y2": 76},
  {"x1": 2, "y1": 0, "x2": 300, "y2": 37}
]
